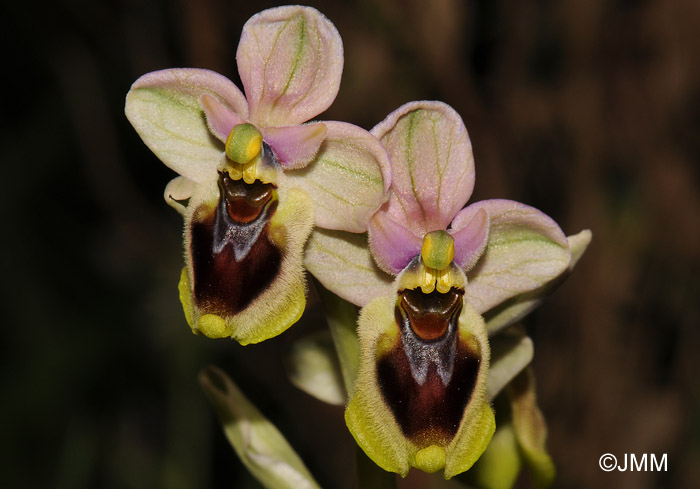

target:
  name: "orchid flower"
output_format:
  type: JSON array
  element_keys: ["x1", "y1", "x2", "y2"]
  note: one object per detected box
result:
[
  {"x1": 305, "y1": 101, "x2": 590, "y2": 477},
  {"x1": 125, "y1": 6, "x2": 390, "y2": 344}
]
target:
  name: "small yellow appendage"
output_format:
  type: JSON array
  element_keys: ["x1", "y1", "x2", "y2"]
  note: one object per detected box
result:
[
  {"x1": 197, "y1": 314, "x2": 228, "y2": 339},
  {"x1": 414, "y1": 445, "x2": 447, "y2": 473}
]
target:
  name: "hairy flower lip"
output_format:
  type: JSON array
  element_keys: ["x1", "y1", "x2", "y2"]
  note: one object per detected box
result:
[
  {"x1": 191, "y1": 194, "x2": 281, "y2": 317},
  {"x1": 346, "y1": 295, "x2": 494, "y2": 477},
  {"x1": 377, "y1": 334, "x2": 481, "y2": 445}
]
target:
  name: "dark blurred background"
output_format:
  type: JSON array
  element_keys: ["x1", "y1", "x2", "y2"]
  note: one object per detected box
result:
[{"x1": 3, "y1": 0, "x2": 699, "y2": 488}]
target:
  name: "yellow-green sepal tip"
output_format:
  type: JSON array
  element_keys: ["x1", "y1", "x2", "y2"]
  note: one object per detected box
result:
[
  {"x1": 226, "y1": 123, "x2": 263, "y2": 164},
  {"x1": 238, "y1": 284, "x2": 306, "y2": 345},
  {"x1": 421, "y1": 230, "x2": 455, "y2": 271}
]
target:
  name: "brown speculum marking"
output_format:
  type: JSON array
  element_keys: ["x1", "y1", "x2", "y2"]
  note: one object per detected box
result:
[
  {"x1": 377, "y1": 288, "x2": 481, "y2": 444},
  {"x1": 400, "y1": 288, "x2": 462, "y2": 340},
  {"x1": 222, "y1": 177, "x2": 274, "y2": 223},
  {"x1": 189, "y1": 173, "x2": 281, "y2": 316}
]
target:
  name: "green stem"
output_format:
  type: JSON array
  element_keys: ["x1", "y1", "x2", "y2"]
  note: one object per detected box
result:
[{"x1": 314, "y1": 280, "x2": 396, "y2": 489}]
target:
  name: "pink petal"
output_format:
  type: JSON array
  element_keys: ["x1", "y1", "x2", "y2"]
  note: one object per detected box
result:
[
  {"x1": 201, "y1": 94, "x2": 247, "y2": 143},
  {"x1": 263, "y1": 123, "x2": 327, "y2": 169},
  {"x1": 450, "y1": 206, "x2": 490, "y2": 272},
  {"x1": 237, "y1": 6, "x2": 343, "y2": 127},
  {"x1": 368, "y1": 210, "x2": 422, "y2": 275},
  {"x1": 125, "y1": 68, "x2": 248, "y2": 183},
  {"x1": 371, "y1": 101, "x2": 475, "y2": 237}
]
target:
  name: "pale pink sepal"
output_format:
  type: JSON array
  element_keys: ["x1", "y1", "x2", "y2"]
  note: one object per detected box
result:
[
  {"x1": 263, "y1": 123, "x2": 327, "y2": 169},
  {"x1": 463, "y1": 199, "x2": 571, "y2": 314},
  {"x1": 131, "y1": 68, "x2": 249, "y2": 118},
  {"x1": 201, "y1": 94, "x2": 247, "y2": 143},
  {"x1": 237, "y1": 6, "x2": 343, "y2": 127},
  {"x1": 368, "y1": 211, "x2": 423, "y2": 275},
  {"x1": 125, "y1": 68, "x2": 248, "y2": 183},
  {"x1": 450, "y1": 206, "x2": 490, "y2": 272},
  {"x1": 304, "y1": 229, "x2": 395, "y2": 307},
  {"x1": 282, "y1": 121, "x2": 390, "y2": 233},
  {"x1": 371, "y1": 101, "x2": 475, "y2": 237}
]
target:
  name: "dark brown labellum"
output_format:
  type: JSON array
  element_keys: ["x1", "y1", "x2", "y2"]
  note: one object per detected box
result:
[
  {"x1": 376, "y1": 288, "x2": 481, "y2": 444},
  {"x1": 189, "y1": 173, "x2": 281, "y2": 316}
]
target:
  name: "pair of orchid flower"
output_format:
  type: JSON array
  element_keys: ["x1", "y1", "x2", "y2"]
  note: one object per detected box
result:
[{"x1": 125, "y1": 5, "x2": 590, "y2": 485}]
